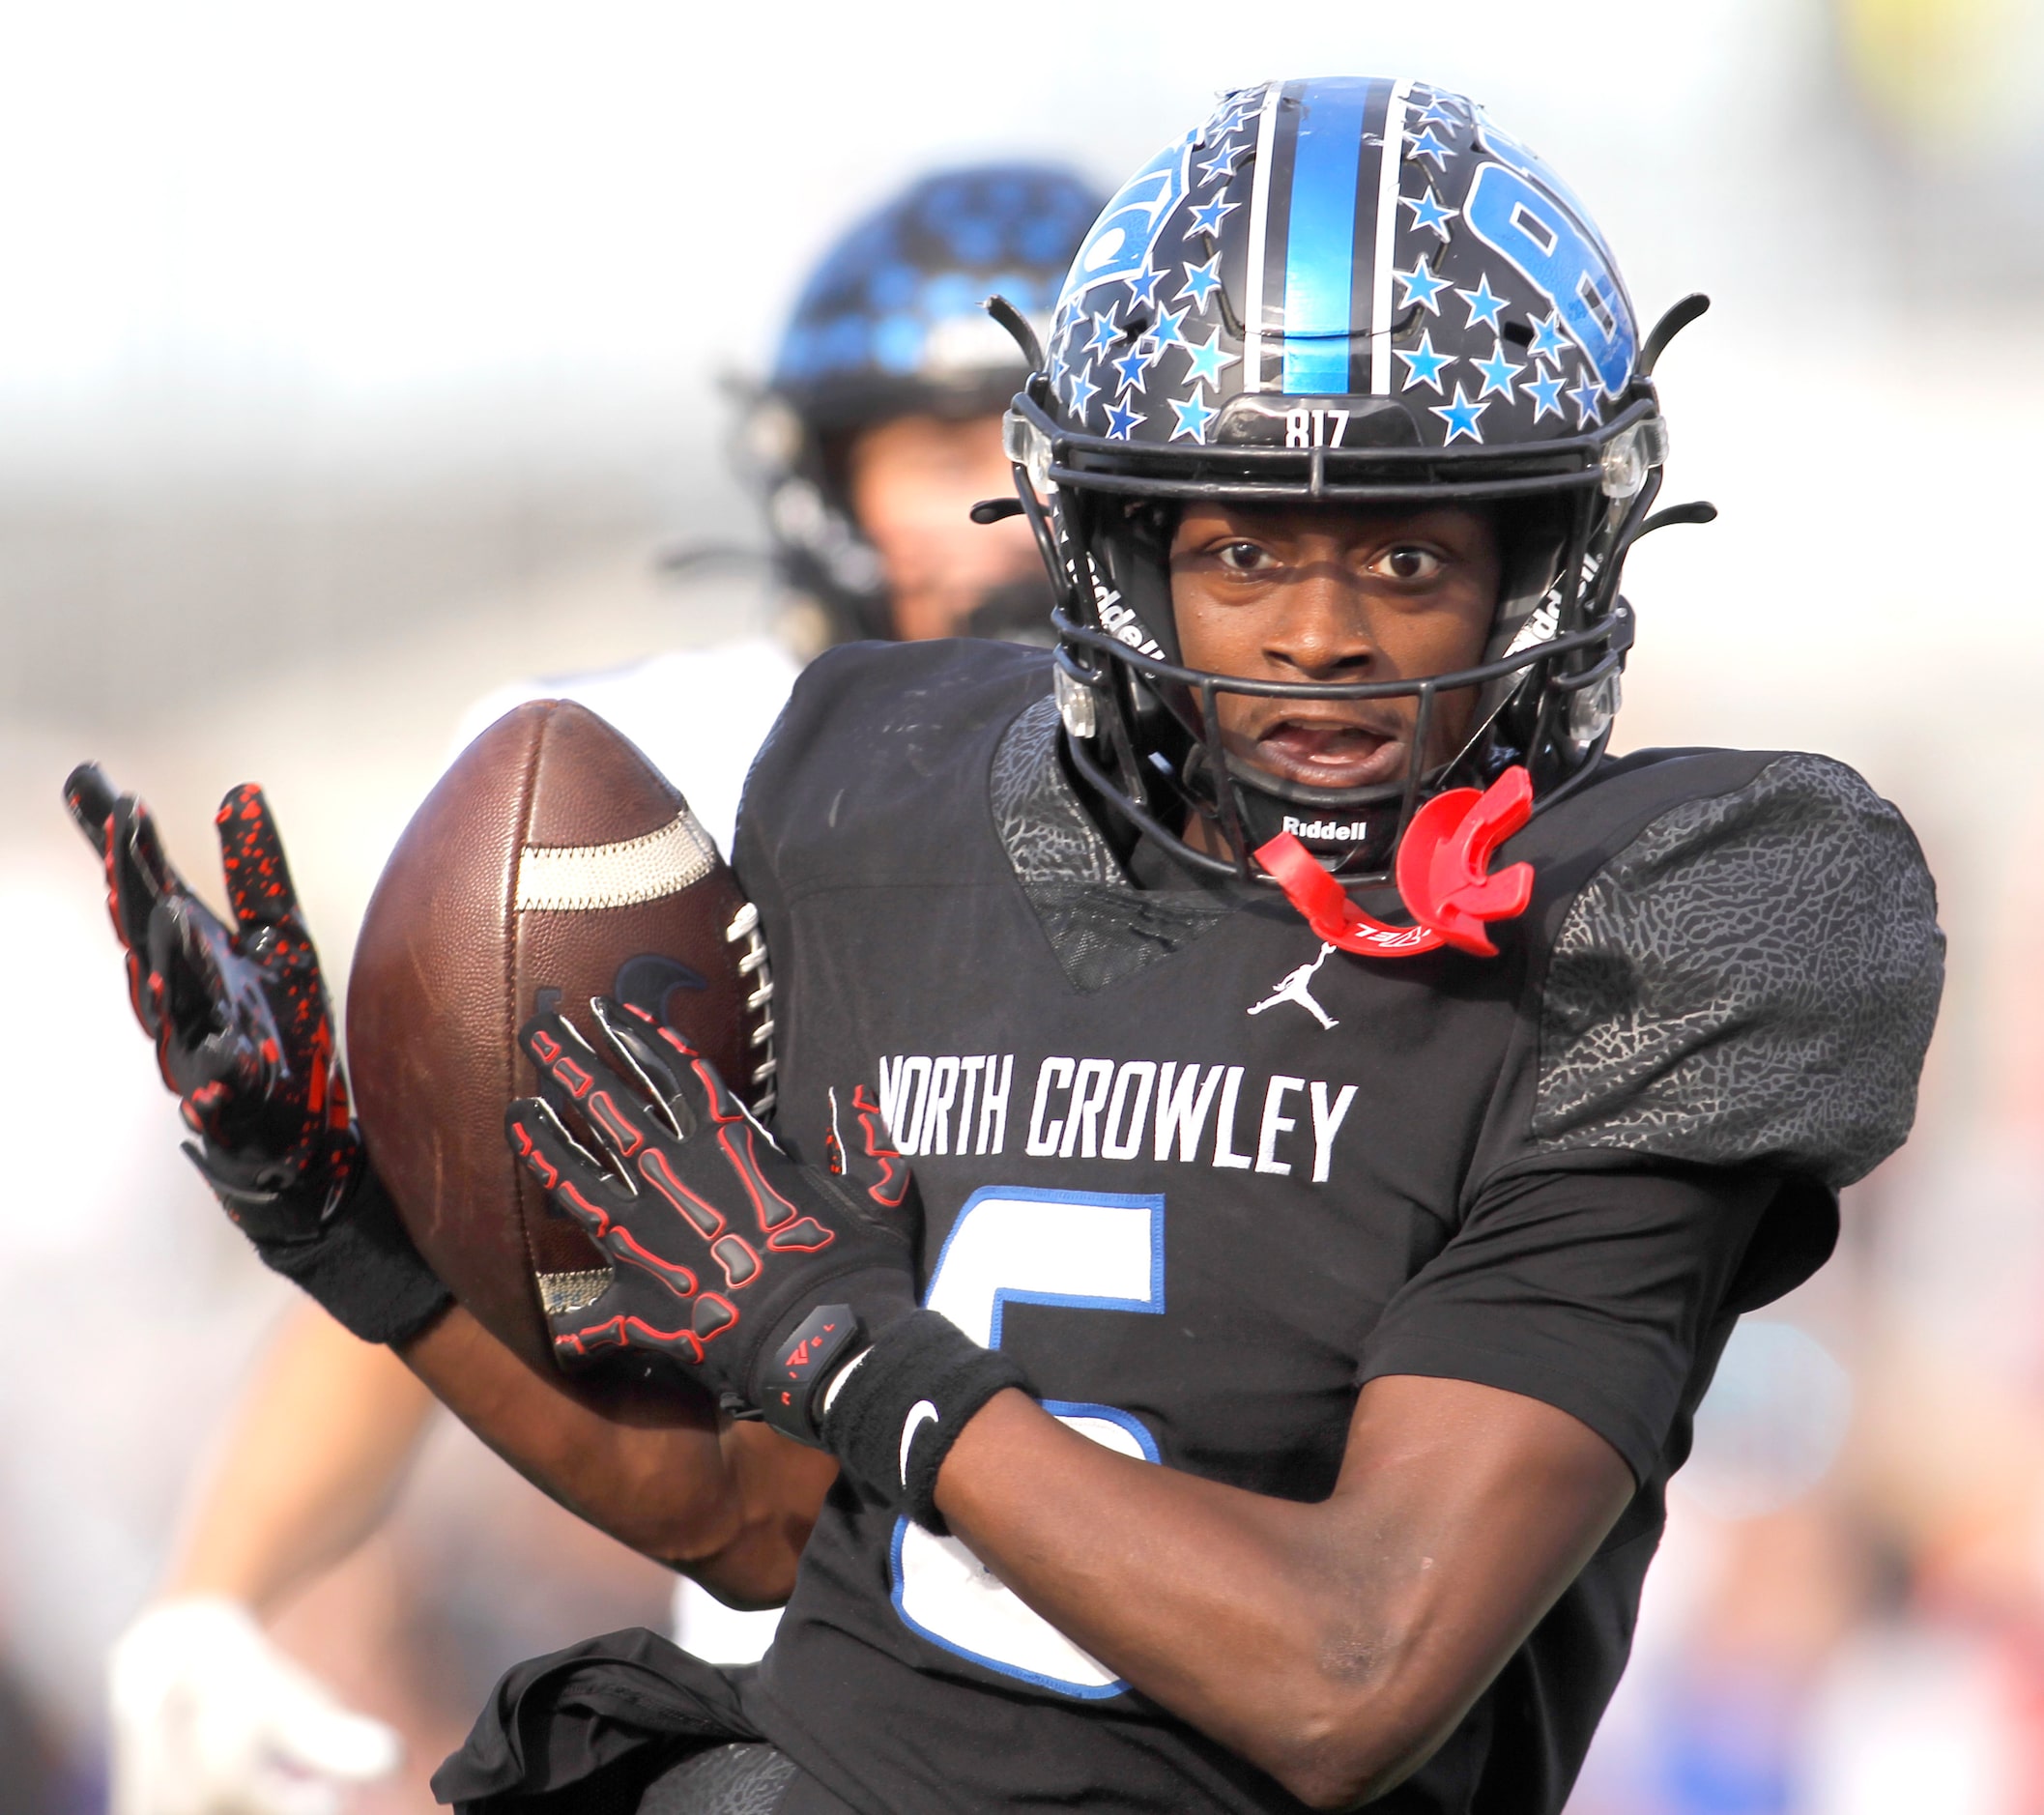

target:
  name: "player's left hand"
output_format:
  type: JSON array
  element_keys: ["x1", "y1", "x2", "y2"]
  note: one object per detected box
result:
[{"x1": 507, "y1": 996, "x2": 919, "y2": 1444}]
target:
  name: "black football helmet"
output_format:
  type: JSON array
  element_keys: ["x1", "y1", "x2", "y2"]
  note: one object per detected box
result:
[
  {"x1": 999, "y1": 78, "x2": 1707, "y2": 880},
  {"x1": 742, "y1": 163, "x2": 1105, "y2": 647}
]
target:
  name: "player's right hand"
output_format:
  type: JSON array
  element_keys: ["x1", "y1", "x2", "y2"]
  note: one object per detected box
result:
[
  {"x1": 507, "y1": 995, "x2": 919, "y2": 1444},
  {"x1": 64, "y1": 764, "x2": 360, "y2": 1242},
  {"x1": 108, "y1": 1599, "x2": 400, "y2": 1815}
]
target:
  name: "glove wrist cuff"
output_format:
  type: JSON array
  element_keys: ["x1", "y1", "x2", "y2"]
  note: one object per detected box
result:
[
  {"x1": 249, "y1": 1163, "x2": 452, "y2": 1346},
  {"x1": 819, "y1": 1309, "x2": 1027, "y2": 1532},
  {"x1": 750, "y1": 1271, "x2": 918, "y2": 1447}
]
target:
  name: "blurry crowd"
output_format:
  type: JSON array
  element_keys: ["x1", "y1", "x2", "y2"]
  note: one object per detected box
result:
[
  {"x1": 1570, "y1": 1189, "x2": 2044, "y2": 1815},
  {"x1": 4, "y1": 0, "x2": 2044, "y2": 1809}
]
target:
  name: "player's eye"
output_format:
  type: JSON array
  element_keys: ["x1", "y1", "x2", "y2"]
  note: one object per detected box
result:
[
  {"x1": 1373, "y1": 544, "x2": 1444, "y2": 584},
  {"x1": 1216, "y1": 540, "x2": 1276, "y2": 574}
]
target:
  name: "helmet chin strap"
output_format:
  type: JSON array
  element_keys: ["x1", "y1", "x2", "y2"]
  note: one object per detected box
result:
[{"x1": 1253, "y1": 766, "x2": 1536, "y2": 959}]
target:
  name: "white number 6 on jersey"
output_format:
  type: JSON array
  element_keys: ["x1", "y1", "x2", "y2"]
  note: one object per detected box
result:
[{"x1": 890, "y1": 1185, "x2": 1165, "y2": 1698}]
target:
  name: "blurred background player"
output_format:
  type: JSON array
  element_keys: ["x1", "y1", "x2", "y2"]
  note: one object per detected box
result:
[
  {"x1": 455, "y1": 159, "x2": 1101, "y2": 850},
  {"x1": 104, "y1": 159, "x2": 1102, "y2": 1815}
]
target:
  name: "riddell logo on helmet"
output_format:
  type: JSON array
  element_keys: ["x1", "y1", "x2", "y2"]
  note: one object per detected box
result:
[
  {"x1": 1284, "y1": 817, "x2": 1370, "y2": 842},
  {"x1": 1096, "y1": 593, "x2": 1166, "y2": 660}
]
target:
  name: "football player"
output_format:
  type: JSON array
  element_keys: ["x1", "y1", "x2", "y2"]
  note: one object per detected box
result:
[
  {"x1": 99, "y1": 161, "x2": 1101, "y2": 1815},
  {"x1": 72, "y1": 81, "x2": 1943, "y2": 1815}
]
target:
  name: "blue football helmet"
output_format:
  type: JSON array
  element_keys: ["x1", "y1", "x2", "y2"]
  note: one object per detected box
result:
[
  {"x1": 747, "y1": 163, "x2": 1104, "y2": 645},
  {"x1": 1000, "y1": 79, "x2": 1706, "y2": 879}
]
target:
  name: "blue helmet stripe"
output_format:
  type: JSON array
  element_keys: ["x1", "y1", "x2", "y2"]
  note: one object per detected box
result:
[{"x1": 1280, "y1": 78, "x2": 1380, "y2": 395}]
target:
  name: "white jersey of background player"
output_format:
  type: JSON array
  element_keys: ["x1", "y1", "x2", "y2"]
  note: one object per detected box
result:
[
  {"x1": 106, "y1": 161, "x2": 1101, "y2": 1815},
  {"x1": 456, "y1": 637, "x2": 799, "y2": 857}
]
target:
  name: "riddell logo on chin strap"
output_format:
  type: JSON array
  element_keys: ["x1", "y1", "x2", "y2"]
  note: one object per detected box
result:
[{"x1": 1283, "y1": 816, "x2": 1369, "y2": 843}]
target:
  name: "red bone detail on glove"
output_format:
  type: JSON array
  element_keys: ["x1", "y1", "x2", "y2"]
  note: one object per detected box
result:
[
  {"x1": 1253, "y1": 765, "x2": 1536, "y2": 960},
  {"x1": 504, "y1": 995, "x2": 918, "y2": 1442}
]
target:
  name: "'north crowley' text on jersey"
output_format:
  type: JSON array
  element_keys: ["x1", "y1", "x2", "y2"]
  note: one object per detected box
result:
[{"x1": 876, "y1": 1054, "x2": 1358, "y2": 1183}]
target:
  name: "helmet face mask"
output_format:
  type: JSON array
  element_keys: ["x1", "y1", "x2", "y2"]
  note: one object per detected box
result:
[{"x1": 1009, "y1": 78, "x2": 1672, "y2": 883}]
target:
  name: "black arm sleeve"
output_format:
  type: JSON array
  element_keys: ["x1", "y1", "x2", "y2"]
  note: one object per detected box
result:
[{"x1": 1356, "y1": 1165, "x2": 1822, "y2": 1485}]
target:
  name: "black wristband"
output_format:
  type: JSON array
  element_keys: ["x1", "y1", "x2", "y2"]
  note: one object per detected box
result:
[
  {"x1": 250, "y1": 1164, "x2": 452, "y2": 1345},
  {"x1": 820, "y1": 1309, "x2": 1027, "y2": 1533}
]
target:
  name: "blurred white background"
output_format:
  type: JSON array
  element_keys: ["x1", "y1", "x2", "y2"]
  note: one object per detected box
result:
[{"x1": 3, "y1": 1, "x2": 2042, "y2": 1809}]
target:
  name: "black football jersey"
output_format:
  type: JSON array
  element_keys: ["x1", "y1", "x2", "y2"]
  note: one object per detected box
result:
[{"x1": 727, "y1": 638, "x2": 1943, "y2": 1815}]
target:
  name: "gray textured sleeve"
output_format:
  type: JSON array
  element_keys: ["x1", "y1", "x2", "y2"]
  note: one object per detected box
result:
[{"x1": 1532, "y1": 753, "x2": 1943, "y2": 1188}]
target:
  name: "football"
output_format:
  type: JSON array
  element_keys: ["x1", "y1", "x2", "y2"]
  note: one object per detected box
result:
[{"x1": 346, "y1": 700, "x2": 773, "y2": 1373}]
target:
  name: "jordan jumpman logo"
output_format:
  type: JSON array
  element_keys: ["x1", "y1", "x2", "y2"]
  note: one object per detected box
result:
[{"x1": 1248, "y1": 942, "x2": 1339, "y2": 1030}]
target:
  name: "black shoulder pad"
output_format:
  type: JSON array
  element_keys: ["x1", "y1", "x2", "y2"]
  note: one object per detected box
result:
[
  {"x1": 989, "y1": 695, "x2": 1231, "y2": 993},
  {"x1": 1532, "y1": 752, "x2": 1943, "y2": 1188},
  {"x1": 734, "y1": 637, "x2": 1049, "y2": 896}
]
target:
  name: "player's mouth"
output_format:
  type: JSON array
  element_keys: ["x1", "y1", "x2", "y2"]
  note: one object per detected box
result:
[{"x1": 1239, "y1": 711, "x2": 1411, "y2": 791}]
